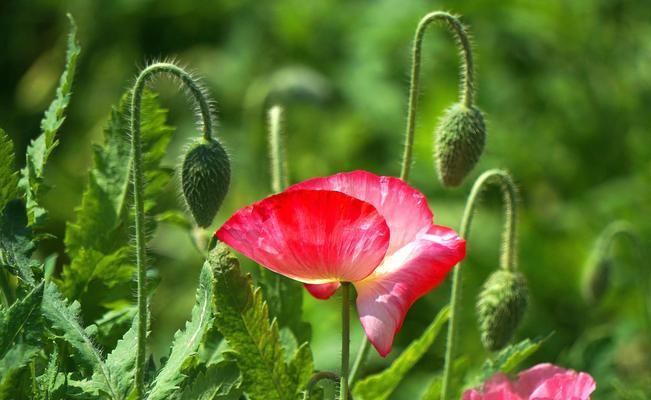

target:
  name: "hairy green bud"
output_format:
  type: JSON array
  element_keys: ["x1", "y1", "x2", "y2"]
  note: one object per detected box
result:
[
  {"x1": 477, "y1": 270, "x2": 528, "y2": 352},
  {"x1": 181, "y1": 137, "x2": 231, "y2": 227},
  {"x1": 434, "y1": 103, "x2": 486, "y2": 187}
]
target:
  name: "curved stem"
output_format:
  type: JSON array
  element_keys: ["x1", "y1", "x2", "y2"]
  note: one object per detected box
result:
[
  {"x1": 130, "y1": 62, "x2": 214, "y2": 399},
  {"x1": 349, "y1": 335, "x2": 371, "y2": 385},
  {"x1": 441, "y1": 169, "x2": 518, "y2": 400},
  {"x1": 303, "y1": 371, "x2": 352, "y2": 400},
  {"x1": 268, "y1": 105, "x2": 289, "y2": 192},
  {"x1": 340, "y1": 282, "x2": 351, "y2": 400},
  {"x1": 400, "y1": 11, "x2": 475, "y2": 182}
]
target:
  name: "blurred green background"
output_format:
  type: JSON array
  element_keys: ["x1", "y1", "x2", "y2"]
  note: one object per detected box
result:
[{"x1": 1, "y1": 0, "x2": 650, "y2": 398}]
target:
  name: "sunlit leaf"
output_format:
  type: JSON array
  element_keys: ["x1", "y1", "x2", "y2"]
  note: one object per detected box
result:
[{"x1": 179, "y1": 361, "x2": 242, "y2": 400}]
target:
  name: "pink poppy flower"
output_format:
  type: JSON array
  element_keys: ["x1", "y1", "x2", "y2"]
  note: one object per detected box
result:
[
  {"x1": 463, "y1": 363, "x2": 596, "y2": 400},
  {"x1": 216, "y1": 170, "x2": 465, "y2": 356}
]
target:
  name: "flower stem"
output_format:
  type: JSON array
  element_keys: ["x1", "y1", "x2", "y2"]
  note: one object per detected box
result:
[
  {"x1": 349, "y1": 334, "x2": 371, "y2": 385},
  {"x1": 441, "y1": 169, "x2": 518, "y2": 399},
  {"x1": 268, "y1": 105, "x2": 289, "y2": 192},
  {"x1": 400, "y1": 11, "x2": 474, "y2": 182},
  {"x1": 130, "y1": 62, "x2": 214, "y2": 399},
  {"x1": 340, "y1": 282, "x2": 351, "y2": 400}
]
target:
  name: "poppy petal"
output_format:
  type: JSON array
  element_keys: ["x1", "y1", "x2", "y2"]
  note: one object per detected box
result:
[
  {"x1": 353, "y1": 225, "x2": 465, "y2": 356},
  {"x1": 287, "y1": 170, "x2": 433, "y2": 255},
  {"x1": 304, "y1": 282, "x2": 341, "y2": 300},
  {"x1": 216, "y1": 190, "x2": 390, "y2": 284}
]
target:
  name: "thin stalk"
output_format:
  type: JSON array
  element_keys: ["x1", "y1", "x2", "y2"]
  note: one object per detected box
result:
[
  {"x1": 441, "y1": 169, "x2": 518, "y2": 399},
  {"x1": 0, "y1": 270, "x2": 14, "y2": 307},
  {"x1": 401, "y1": 11, "x2": 475, "y2": 181},
  {"x1": 349, "y1": 335, "x2": 371, "y2": 385},
  {"x1": 130, "y1": 62, "x2": 214, "y2": 399},
  {"x1": 340, "y1": 282, "x2": 351, "y2": 400},
  {"x1": 268, "y1": 105, "x2": 289, "y2": 192}
]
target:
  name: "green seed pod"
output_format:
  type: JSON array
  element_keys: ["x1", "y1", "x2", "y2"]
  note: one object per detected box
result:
[
  {"x1": 181, "y1": 137, "x2": 231, "y2": 227},
  {"x1": 476, "y1": 269, "x2": 528, "y2": 352},
  {"x1": 582, "y1": 256, "x2": 612, "y2": 304},
  {"x1": 434, "y1": 103, "x2": 486, "y2": 187}
]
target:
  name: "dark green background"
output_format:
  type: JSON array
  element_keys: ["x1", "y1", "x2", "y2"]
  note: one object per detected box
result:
[{"x1": 1, "y1": 0, "x2": 649, "y2": 398}]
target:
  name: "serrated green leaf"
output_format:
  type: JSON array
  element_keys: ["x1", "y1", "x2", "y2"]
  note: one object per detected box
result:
[
  {"x1": 61, "y1": 90, "x2": 173, "y2": 311},
  {"x1": 0, "y1": 282, "x2": 43, "y2": 357},
  {"x1": 353, "y1": 306, "x2": 450, "y2": 400},
  {"x1": 180, "y1": 361, "x2": 242, "y2": 400},
  {"x1": 42, "y1": 282, "x2": 119, "y2": 399},
  {"x1": 0, "y1": 129, "x2": 19, "y2": 210},
  {"x1": 260, "y1": 269, "x2": 312, "y2": 343},
  {"x1": 146, "y1": 262, "x2": 215, "y2": 400},
  {"x1": 288, "y1": 342, "x2": 314, "y2": 396},
  {"x1": 480, "y1": 335, "x2": 551, "y2": 381},
  {"x1": 210, "y1": 243, "x2": 301, "y2": 400},
  {"x1": 0, "y1": 199, "x2": 37, "y2": 285},
  {"x1": 89, "y1": 317, "x2": 139, "y2": 400},
  {"x1": 0, "y1": 344, "x2": 40, "y2": 398},
  {"x1": 19, "y1": 15, "x2": 80, "y2": 225}
]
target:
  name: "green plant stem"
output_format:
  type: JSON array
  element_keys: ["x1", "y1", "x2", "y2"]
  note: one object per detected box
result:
[
  {"x1": 0, "y1": 270, "x2": 14, "y2": 307},
  {"x1": 400, "y1": 11, "x2": 475, "y2": 181},
  {"x1": 441, "y1": 169, "x2": 518, "y2": 400},
  {"x1": 268, "y1": 105, "x2": 289, "y2": 192},
  {"x1": 349, "y1": 334, "x2": 370, "y2": 385},
  {"x1": 130, "y1": 62, "x2": 214, "y2": 399},
  {"x1": 340, "y1": 282, "x2": 351, "y2": 400}
]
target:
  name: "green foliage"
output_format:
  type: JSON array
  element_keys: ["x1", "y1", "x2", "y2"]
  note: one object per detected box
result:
[
  {"x1": 41, "y1": 282, "x2": 119, "y2": 398},
  {"x1": 480, "y1": 336, "x2": 550, "y2": 382},
  {"x1": 0, "y1": 129, "x2": 19, "y2": 210},
  {"x1": 60, "y1": 90, "x2": 174, "y2": 314},
  {"x1": 0, "y1": 344, "x2": 40, "y2": 397},
  {"x1": 353, "y1": 306, "x2": 450, "y2": 400},
  {"x1": 260, "y1": 269, "x2": 312, "y2": 344},
  {"x1": 0, "y1": 199, "x2": 37, "y2": 286},
  {"x1": 18, "y1": 15, "x2": 80, "y2": 226},
  {"x1": 147, "y1": 262, "x2": 215, "y2": 400},
  {"x1": 0, "y1": 282, "x2": 43, "y2": 357},
  {"x1": 211, "y1": 243, "x2": 313, "y2": 400},
  {"x1": 179, "y1": 361, "x2": 242, "y2": 400}
]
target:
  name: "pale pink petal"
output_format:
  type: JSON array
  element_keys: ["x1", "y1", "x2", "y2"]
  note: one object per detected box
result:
[
  {"x1": 287, "y1": 170, "x2": 433, "y2": 254},
  {"x1": 353, "y1": 225, "x2": 465, "y2": 356},
  {"x1": 304, "y1": 282, "x2": 340, "y2": 300},
  {"x1": 217, "y1": 190, "x2": 389, "y2": 284},
  {"x1": 514, "y1": 363, "x2": 567, "y2": 397},
  {"x1": 529, "y1": 371, "x2": 596, "y2": 400},
  {"x1": 463, "y1": 389, "x2": 484, "y2": 400},
  {"x1": 464, "y1": 374, "x2": 521, "y2": 400}
]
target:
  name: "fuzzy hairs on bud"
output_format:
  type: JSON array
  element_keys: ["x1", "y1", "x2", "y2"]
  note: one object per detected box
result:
[
  {"x1": 434, "y1": 102, "x2": 486, "y2": 187},
  {"x1": 476, "y1": 269, "x2": 528, "y2": 352}
]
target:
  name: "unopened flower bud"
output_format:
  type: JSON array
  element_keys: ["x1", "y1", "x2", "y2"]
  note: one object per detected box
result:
[
  {"x1": 477, "y1": 269, "x2": 528, "y2": 352},
  {"x1": 181, "y1": 137, "x2": 231, "y2": 227},
  {"x1": 582, "y1": 256, "x2": 612, "y2": 304},
  {"x1": 434, "y1": 103, "x2": 486, "y2": 187}
]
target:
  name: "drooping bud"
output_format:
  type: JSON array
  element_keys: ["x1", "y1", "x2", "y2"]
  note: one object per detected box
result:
[
  {"x1": 476, "y1": 269, "x2": 528, "y2": 352},
  {"x1": 434, "y1": 103, "x2": 486, "y2": 187},
  {"x1": 582, "y1": 255, "x2": 612, "y2": 304},
  {"x1": 181, "y1": 137, "x2": 231, "y2": 227}
]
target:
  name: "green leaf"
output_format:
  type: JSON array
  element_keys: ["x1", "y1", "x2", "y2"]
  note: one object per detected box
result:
[
  {"x1": 353, "y1": 306, "x2": 450, "y2": 400},
  {"x1": 146, "y1": 262, "x2": 215, "y2": 400},
  {"x1": 0, "y1": 129, "x2": 19, "y2": 210},
  {"x1": 180, "y1": 361, "x2": 242, "y2": 400},
  {"x1": 211, "y1": 243, "x2": 306, "y2": 400},
  {"x1": 61, "y1": 89, "x2": 173, "y2": 308},
  {"x1": 90, "y1": 317, "x2": 139, "y2": 400},
  {"x1": 0, "y1": 282, "x2": 43, "y2": 357},
  {"x1": 0, "y1": 344, "x2": 40, "y2": 398},
  {"x1": 0, "y1": 199, "x2": 37, "y2": 285},
  {"x1": 41, "y1": 282, "x2": 119, "y2": 399},
  {"x1": 480, "y1": 335, "x2": 551, "y2": 381},
  {"x1": 260, "y1": 268, "x2": 312, "y2": 343},
  {"x1": 19, "y1": 15, "x2": 80, "y2": 225}
]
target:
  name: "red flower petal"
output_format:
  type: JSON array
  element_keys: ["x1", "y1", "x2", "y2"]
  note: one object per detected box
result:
[
  {"x1": 287, "y1": 170, "x2": 433, "y2": 255},
  {"x1": 304, "y1": 282, "x2": 340, "y2": 300},
  {"x1": 353, "y1": 225, "x2": 465, "y2": 356},
  {"x1": 216, "y1": 190, "x2": 390, "y2": 284}
]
